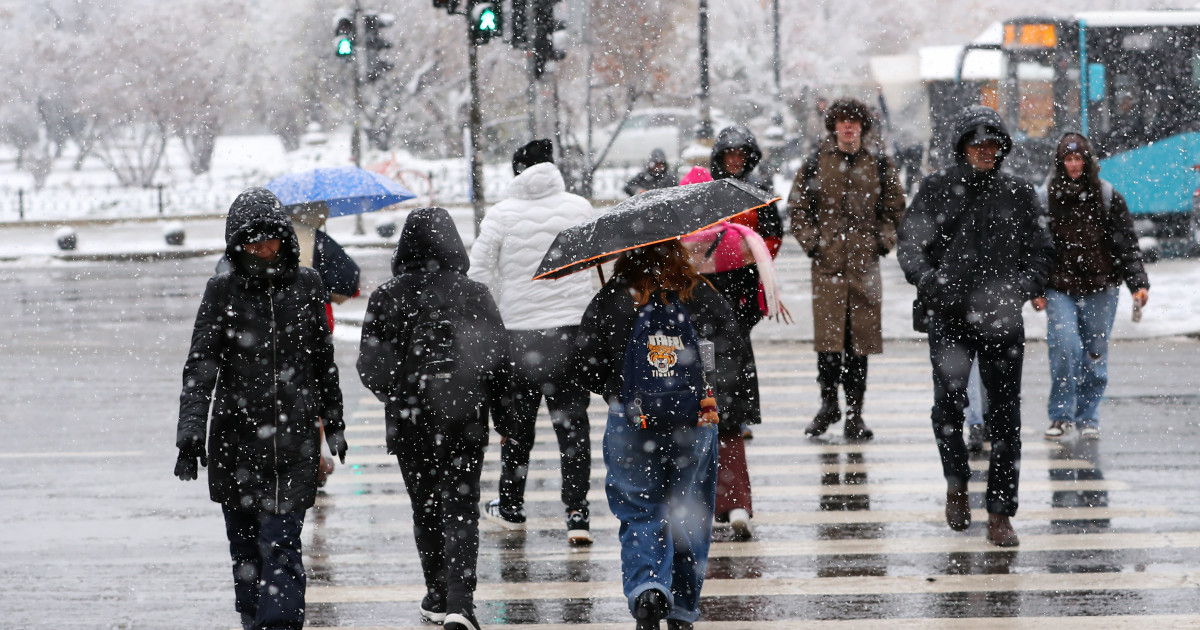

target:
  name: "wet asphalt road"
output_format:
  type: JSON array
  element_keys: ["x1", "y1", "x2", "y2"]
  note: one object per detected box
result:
[{"x1": 1, "y1": 248, "x2": 1199, "y2": 629}]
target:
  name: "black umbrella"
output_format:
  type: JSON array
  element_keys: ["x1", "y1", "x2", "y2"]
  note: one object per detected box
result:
[{"x1": 533, "y1": 178, "x2": 780, "y2": 280}]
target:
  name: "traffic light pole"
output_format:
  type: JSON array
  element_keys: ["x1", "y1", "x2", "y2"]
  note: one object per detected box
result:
[
  {"x1": 696, "y1": 0, "x2": 713, "y2": 142},
  {"x1": 350, "y1": 0, "x2": 366, "y2": 234},
  {"x1": 466, "y1": 28, "x2": 487, "y2": 232}
]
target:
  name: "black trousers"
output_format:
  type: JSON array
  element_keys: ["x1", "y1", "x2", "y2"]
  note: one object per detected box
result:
[
  {"x1": 817, "y1": 311, "x2": 868, "y2": 407},
  {"x1": 222, "y1": 506, "x2": 306, "y2": 630},
  {"x1": 397, "y1": 420, "x2": 487, "y2": 616},
  {"x1": 926, "y1": 316, "x2": 1024, "y2": 516},
  {"x1": 500, "y1": 327, "x2": 591, "y2": 515}
]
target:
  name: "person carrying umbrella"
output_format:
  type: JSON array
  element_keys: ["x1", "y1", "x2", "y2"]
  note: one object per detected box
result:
[
  {"x1": 470, "y1": 138, "x2": 598, "y2": 544},
  {"x1": 538, "y1": 178, "x2": 767, "y2": 630},
  {"x1": 786, "y1": 97, "x2": 907, "y2": 441},
  {"x1": 175, "y1": 188, "x2": 346, "y2": 630},
  {"x1": 575, "y1": 241, "x2": 757, "y2": 630}
]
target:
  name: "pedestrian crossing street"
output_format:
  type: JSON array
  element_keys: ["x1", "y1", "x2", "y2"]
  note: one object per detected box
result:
[{"x1": 302, "y1": 341, "x2": 1200, "y2": 628}]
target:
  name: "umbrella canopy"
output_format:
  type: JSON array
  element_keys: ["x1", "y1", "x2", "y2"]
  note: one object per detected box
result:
[
  {"x1": 266, "y1": 166, "x2": 415, "y2": 218},
  {"x1": 533, "y1": 178, "x2": 779, "y2": 280}
]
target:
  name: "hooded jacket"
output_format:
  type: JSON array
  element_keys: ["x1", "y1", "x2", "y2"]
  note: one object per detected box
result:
[
  {"x1": 710, "y1": 125, "x2": 784, "y2": 250},
  {"x1": 359, "y1": 207, "x2": 513, "y2": 451},
  {"x1": 575, "y1": 279, "x2": 760, "y2": 432},
  {"x1": 1044, "y1": 132, "x2": 1149, "y2": 296},
  {"x1": 623, "y1": 148, "x2": 675, "y2": 196},
  {"x1": 468, "y1": 162, "x2": 596, "y2": 331},
  {"x1": 177, "y1": 188, "x2": 343, "y2": 514},
  {"x1": 898, "y1": 106, "x2": 1056, "y2": 338}
]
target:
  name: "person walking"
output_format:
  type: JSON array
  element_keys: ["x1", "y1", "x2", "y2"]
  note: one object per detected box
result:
[
  {"x1": 705, "y1": 125, "x2": 781, "y2": 536},
  {"x1": 470, "y1": 139, "x2": 597, "y2": 544},
  {"x1": 358, "y1": 207, "x2": 513, "y2": 630},
  {"x1": 576, "y1": 240, "x2": 759, "y2": 630},
  {"x1": 175, "y1": 187, "x2": 346, "y2": 630},
  {"x1": 1033, "y1": 133, "x2": 1150, "y2": 440},
  {"x1": 623, "y1": 148, "x2": 675, "y2": 196},
  {"x1": 898, "y1": 105, "x2": 1055, "y2": 547},
  {"x1": 787, "y1": 97, "x2": 906, "y2": 441}
]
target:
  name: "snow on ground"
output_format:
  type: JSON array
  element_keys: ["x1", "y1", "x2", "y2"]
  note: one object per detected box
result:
[{"x1": 0, "y1": 131, "x2": 642, "y2": 222}]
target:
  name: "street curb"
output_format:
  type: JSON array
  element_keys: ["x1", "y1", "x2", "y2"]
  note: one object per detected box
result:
[{"x1": 0, "y1": 214, "x2": 227, "y2": 229}]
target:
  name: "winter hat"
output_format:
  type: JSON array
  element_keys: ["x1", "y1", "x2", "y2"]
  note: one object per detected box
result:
[
  {"x1": 824, "y1": 98, "x2": 873, "y2": 134},
  {"x1": 1056, "y1": 132, "x2": 1093, "y2": 161},
  {"x1": 648, "y1": 148, "x2": 668, "y2": 167},
  {"x1": 679, "y1": 166, "x2": 713, "y2": 186},
  {"x1": 513, "y1": 139, "x2": 554, "y2": 175}
]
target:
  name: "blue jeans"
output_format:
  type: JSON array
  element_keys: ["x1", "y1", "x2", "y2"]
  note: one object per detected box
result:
[
  {"x1": 1045, "y1": 287, "x2": 1120, "y2": 427},
  {"x1": 604, "y1": 404, "x2": 718, "y2": 624},
  {"x1": 222, "y1": 506, "x2": 307, "y2": 630}
]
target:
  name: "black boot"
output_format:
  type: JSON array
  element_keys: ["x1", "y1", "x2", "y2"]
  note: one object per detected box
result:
[
  {"x1": 634, "y1": 589, "x2": 668, "y2": 630},
  {"x1": 843, "y1": 405, "x2": 874, "y2": 441},
  {"x1": 842, "y1": 353, "x2": 872, "y2": 441},
  {"x1": 806, "y1": 353, "x2": 842, "y2": 437}
]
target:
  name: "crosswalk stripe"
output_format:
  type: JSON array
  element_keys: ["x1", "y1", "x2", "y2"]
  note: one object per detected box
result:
[
  {"x1": 330, "y1": 456, "x2": 1094, "y2": 474},
  {"x1": 345, "y1": 439, "x2": 1060, "y2": 458},
  {"x1": 305, "y1": 571, "x2": 1200, "y2": 603},
  {"x1": 296, "y1": 616, "x2": 1200, "y2": 630},
  {"x1": 0, "y1": 450, "x2": 144, "y2": 459},
  {"x1": 316, "y1": 479, "x2": 1126, "y2": 508},
  {"x1": 308, "y1": 507, "x2": 1170, "y2": 531},
  {"x1": 319, "y1": 531, "x2": 1200, "y2": 565}
]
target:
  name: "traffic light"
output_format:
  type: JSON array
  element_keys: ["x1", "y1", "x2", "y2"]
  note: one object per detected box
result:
[
  {"x1": 510, "y1": 0, "x2": 529, "y2": 49},
  {"x1": 432, "y1": 0, "x2": 459, "y2": 13},
  {"x1": 532, "y1": 0, "x2": 566, "y2": 79},
  {"x1": 363, "y1": 13, "x2": 395, "y2": 82},
  {"x1": 469, "y1": 0, "x2": 502, "y2": 45},
  {"x1": 333, "y1": 10, "x2": 355, "y2": 58}
]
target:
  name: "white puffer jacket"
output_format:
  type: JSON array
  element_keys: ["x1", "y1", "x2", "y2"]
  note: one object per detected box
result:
[{"x1": 468, "y1": 162, "x2": 596, "y2": 330}]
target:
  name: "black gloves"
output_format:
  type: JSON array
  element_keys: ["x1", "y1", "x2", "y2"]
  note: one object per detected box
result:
[
  {"x1": 326, "y1": 430, "x2": 348, "y2": 464},
  {"x1": 175, "y1": 435, "x2": 207, "y2": 481}
]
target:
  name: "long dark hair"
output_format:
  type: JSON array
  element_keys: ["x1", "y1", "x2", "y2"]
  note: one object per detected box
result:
[{"x1": 613, "y1": 239, "x2": 708, "y2": 307}]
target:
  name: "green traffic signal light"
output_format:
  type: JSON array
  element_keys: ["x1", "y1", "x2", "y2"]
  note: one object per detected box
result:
[
  {"x1": 337, "y1": 36, "x2": 353, "y2": 56},
  {"x1": 478, "y1": 7, "x2": 498, "y2": 32}
]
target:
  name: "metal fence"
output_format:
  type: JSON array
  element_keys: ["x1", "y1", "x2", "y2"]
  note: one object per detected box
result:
[{"x1": 0, "y1": 165, "x2": 648, "y2": 222}]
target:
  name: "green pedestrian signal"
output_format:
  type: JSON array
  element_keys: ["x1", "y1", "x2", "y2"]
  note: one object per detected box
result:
[
  {"x1": 469, "y1": 1, "x2": 502, "y2": 44},
  {"x1": 334, "y1": 13, "x2": 355, "y2": 58},
  {"x1": 479, "y1": 8, "x2": 497, "y2": 32}
]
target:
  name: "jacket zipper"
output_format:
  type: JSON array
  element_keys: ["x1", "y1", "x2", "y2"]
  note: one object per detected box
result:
[{"x1": 269, "y1": 279, "x2": 280, "y2": 514}]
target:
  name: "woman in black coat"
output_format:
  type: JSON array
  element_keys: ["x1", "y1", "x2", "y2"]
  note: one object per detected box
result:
[
  {"x1": 575, "y1": 240, "x2": 758, "y2": 630},
  {"x1": 175, "y1": 187, "x2": 345, "y2": 630},
  {"x1": 357, "y1": 207, "x2": 512, "y2": 630}
]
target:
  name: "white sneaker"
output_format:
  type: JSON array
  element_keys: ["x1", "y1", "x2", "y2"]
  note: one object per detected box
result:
[
  {"x1": 728, "y1": 508, "x2": 753, "y2": 540},
  {"x1": 481, "y1": 498, "x2": 525, "y2": 530},
  {"x1": 1080, "y1": 425, "x2": 1100, "y2": 439}
]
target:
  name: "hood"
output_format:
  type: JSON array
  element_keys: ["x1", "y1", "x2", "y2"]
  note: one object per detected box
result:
[
  {"x1": 391, "y1": 207, "x2": 470, "y2": 276},
  {"x1": 710, "y1": 125, "x2": 763, "y2": 180},
  {"x1": 647, "y1": 148, "x2": 668, "y2": 168},
  {"x1": 505, "y1": 161, "x2": 566, "y2": 201},
  {"x1": 223, "y1": 187, "x2": 300, "y2": 281},
  {"x1": 950, "y1": 106, "x2": 1013, "y2": 166}
]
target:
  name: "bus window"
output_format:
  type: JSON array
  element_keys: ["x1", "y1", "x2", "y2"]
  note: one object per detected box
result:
[{"x1": 1016, "y1": 60, "x2": 1055, "y2": 138}]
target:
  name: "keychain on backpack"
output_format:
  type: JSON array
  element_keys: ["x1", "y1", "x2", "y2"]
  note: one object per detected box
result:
[{"x1": 698, "y1": 340, "x2": 719, "y2": 426}]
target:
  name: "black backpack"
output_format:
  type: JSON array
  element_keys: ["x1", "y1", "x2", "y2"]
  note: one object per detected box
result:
[{"x1": 405, "y1": 278, "x2": 506, "y2": 426}]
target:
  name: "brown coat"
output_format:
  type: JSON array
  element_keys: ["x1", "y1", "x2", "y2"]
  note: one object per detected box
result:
[{"x1": 787, "y1": 140, "x2": 905, "y2": 354}]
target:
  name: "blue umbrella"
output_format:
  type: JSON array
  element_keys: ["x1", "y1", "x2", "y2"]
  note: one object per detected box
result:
[{"x1": 266, "y1": 166, "x2": 416, "y2": 218}]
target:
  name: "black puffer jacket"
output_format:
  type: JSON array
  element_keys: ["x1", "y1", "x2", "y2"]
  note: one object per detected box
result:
[
  {"x1": 357, "y1": 207, "x2": 513, "y2": 452},
  {"x1": 898, "y1": 106, "x2": 1056, "y2": 339},
  {"x1": 575, "y1": 279, "x2": 760, "y2": 432},
  {"x1": 177, "y1": 188, "x2": 343, "y2": 514}
]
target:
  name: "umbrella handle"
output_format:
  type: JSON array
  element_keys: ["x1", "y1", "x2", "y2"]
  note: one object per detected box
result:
[{"x1": 597, "y1": 265, "x2": 606, "y2": 285}]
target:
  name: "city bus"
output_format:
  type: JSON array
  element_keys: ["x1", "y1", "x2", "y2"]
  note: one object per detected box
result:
[{"x1": 961, "y1": 11, "x2": 1200, "y2": 254}]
